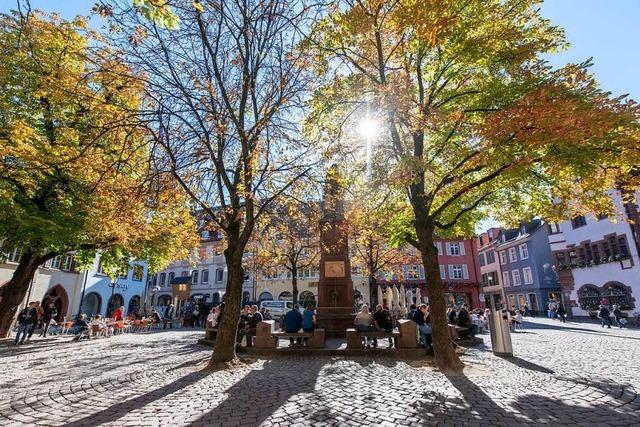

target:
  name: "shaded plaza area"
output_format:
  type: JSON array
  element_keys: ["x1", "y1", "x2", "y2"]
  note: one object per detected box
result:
[{"x1": 1, "y1": 318, "x2": 639, "y2": 426}]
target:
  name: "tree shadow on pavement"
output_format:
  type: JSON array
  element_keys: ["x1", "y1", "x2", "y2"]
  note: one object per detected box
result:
[
  {"x1": 187, "y1": 357, "x2": 325, "y2": 426},
  {"x1": 63, "y1": 369, "x2": 209, "y2": 427},
  {"x1": 498, "y1": 355, "x2": 555, "y2": 374},
  {"x1": 511, "y1": 393, "x2": 640, "y2": 425}
]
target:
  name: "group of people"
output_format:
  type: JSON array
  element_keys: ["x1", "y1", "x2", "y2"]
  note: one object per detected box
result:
[
  {"x1": 447, "y1": 304, "x2": 488, "y2": 335},
  {"x1": 14, "y1": 299, "x2": 61, "y2": 345},
  {"x1": 547, "y1": 299, "x2": 567, "y2": 322},
  {"x1": 354, "y1": 304, "x2": 395, "y2": 348},
  {"x1": 597, "y1": 304, "x2": 627, "y2": 328}
]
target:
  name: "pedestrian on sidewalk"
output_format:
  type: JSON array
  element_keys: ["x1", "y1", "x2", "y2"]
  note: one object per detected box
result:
[
  {"x1": 613, "y1": 305, "x2": 625, "y2": 328},
  {"x1": 14, "y1": 302, "x2": 38, "y2": 345},
  {"x1": 598, "y1": 305, "x2": 612, "y2": 328},
  {"x1": 163, "y1": 304, "x2": 174, "y2": 329},
  {"x1": 40, "y1": 301, "x2": 57, "y2": 338},
  {"x1": 557, "y1": 303, "x2": 567, "y2": 323}
]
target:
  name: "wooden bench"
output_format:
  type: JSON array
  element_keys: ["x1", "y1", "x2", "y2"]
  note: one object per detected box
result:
[
  {"x1": 254, "y1": 321, "x2": 325, "y2": 348},
  {"x1": 205, "y1": 322, "x2": 218, "y2": 340},
  {"x1": 448, "y1": 324, "x2": 471, "y2": 341},
  {"x1": 346, "y1": 328, "x2": 401, "y2": 349}
]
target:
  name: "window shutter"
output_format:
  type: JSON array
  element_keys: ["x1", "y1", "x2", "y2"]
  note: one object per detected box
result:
[
  {"x1": 459, "y1": 243, "x2": 466, "y2": 256},
  {"x1": 419, "y1": 266, "x2": 425, "y2": 279},
  {"x1": 445, "y1": 242, "x2": 451, "y2": 255},
  {"x1": 462, "y1": 264, "x2": 469, "y2": 279},
  {"x1": 439, "y1": 265, "x2": 446, "y2": 279},
  {"x1": 448, "y1": 265, "x2": 454, "y2": 278},
  {"x1": 436, "y1": 242, "x2": 443, "y2": 255}
]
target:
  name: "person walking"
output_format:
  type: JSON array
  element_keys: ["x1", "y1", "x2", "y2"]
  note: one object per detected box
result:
[
  {"x1": 163, "y1": 304, "x2": 174, "y2": 329},
  {"x1": 15, "y1": 302, "x2": 38, "y2": 345},
  {"x1": 25, "y1": 301, "x2": 42, "y2": 343},
  {"x1": 613, "y1": 305, "x2": 625, "y2": 328},
  {"x1": 40, "y1": 301, "x2": 58, "y2": 337},
  {"x1": 556, "y1": 303, "x2": 567, "y2": 323},
  {"x1": 598, "y1": 305, "x2": 612, "y2": 328}
]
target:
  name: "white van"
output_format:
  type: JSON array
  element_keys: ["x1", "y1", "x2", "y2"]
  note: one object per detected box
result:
[{"x1": 260, "y1": 300, "x2": 294, "y2": 318}]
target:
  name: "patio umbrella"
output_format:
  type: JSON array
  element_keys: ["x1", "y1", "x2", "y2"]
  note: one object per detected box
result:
[
  {"x1": 377, "y1": 284, "x2": 384, "y2": 308},
  {"x1": 399, "y1": 284, "x2": 407, "y2": 309},
  {"x1": 385, "y1": 285, "x2": 393, "y2": 309},
  {"x1": 392, "y1": 285, "x2": 400, "y2": 310}
]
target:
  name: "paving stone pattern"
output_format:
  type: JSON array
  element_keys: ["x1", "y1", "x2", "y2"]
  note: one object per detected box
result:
[{"x1": 0, "y1": 318, "x2": 639, "y2": 426}]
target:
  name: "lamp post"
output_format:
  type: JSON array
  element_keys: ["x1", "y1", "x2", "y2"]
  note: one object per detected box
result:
[{"x1": 76, "y1": 270, "x2": 90, "y2": 317}]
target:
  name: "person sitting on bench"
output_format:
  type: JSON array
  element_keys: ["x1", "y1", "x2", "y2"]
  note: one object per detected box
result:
[
  {"x1": 354, "y1": 305, "x2": 373, "y2": 348},
  {"x1": 411, "y1": 304, "x2": 432, "y2": 350},
  {"x1": 72, "y1": 314, "x2": 91, "y2": 341},
  {"x1": 457, "y1": 304, "x2": 475, "y2": 336},
  {"x1": 372, "y1": 304, "x2": 393, "y2": 348},
  {"x1": 302, "y1": 304, "x2": 316, "y2": 347},
  {"x1": 283, "y1": 304, "x2": 303, "y2": 347}
]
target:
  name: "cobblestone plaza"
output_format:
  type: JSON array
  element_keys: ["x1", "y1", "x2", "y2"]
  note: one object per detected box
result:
[{"x1": 1, "y1": 318, "x2": 639, "y2": 426}]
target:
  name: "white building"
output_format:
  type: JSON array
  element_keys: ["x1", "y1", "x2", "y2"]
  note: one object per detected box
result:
[
  {"x1": 149, "y1": 231, "x2": 254, "y2": 310},
  {"x1": 1, "y1": 249, "x2": 148, "y2": 321},
  {"x1": 548, "y1": 194, "x2": 640, "y2": 318}
]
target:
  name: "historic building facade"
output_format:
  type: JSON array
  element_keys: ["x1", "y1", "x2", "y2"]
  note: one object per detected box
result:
[
  {"x1": 1, "y1": 249, "x2": 148, "y2": 321},
  {"x1": 476, "y1": 228, "x2": 505, "y2": 309},
  {"x1": 548, "y1": 194, "x2": 640, "y2": 318},
  {"x1": 495, "y1": 220, "x2": 561, "y2": 314},
  {"x1": 149, "y1": 230, "x2": 254, "y2": 311},
  {"x1": 376, "y1": 238, "x2": 483, "y2": 309}
]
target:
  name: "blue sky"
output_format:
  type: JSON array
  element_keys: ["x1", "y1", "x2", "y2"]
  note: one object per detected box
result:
[{"x1": 3, "y1": 0, "x2": 639, "y2": 231}]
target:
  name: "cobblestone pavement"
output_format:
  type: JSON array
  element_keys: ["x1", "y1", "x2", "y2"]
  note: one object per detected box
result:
[{"x1": 1, "y1": 317, "x2": 639, "y2": 426}]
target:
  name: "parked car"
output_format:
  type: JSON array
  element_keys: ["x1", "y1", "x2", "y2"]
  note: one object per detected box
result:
[{"x1": 259, "y1": 300, "x2": 294, "y2": 318}]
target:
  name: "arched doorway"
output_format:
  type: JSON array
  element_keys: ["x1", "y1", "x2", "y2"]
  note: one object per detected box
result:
[
  {"x1": 107, "y1": 294, "x2": 124, "y2": 317},
  {"x1": 212, "y1": 292, "x2": 221, "y2": 304},
  {"x1": 81, "y1": 292, "x2": 102, "y2": 317},
  {"x1": 42, "y1": 285, "x2": 68, "y2": 322},
  {"x1": 299, "y1": 290, "x2": 316, "y2": 308},
  {"x1": 258, "y1": 291, "x2": 273, "y2": 302},
  {"x1": 353, "y1": 290, "x2": 363, "y2": 307},
  {"x1": 156, "y1": 294, "x2": 172, "y2": 307},
  {"x1": 242, "y1": 291, "x2": 251, "y2": 303},
  {"x1": 127, "y1": 295, "x2": 141, "y2": 316},
  {"x1": 278, "y1": 291, "x2": 292, "y2": 301}
]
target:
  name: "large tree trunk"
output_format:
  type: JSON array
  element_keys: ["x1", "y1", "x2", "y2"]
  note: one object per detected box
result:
[
  {"x1": 209, "y1": 243, "x2": 245, "y2": 368},
  {"x1": 418, "y1": 228, "x2": 464, "y2": 373},
  {"x1": 0, "y1": 251, "x2": 42, "y2": 338},
  {"x1": 369, "y1": 275, "x2": 378, "y2": 307},
  {"x1": 291, "y1": 266, "x2": 299, "y2": 306}
]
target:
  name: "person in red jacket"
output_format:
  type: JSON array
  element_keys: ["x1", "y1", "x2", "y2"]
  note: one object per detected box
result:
[{"x1": 112, "y1": 306, "x2": 125, "y2": 321}]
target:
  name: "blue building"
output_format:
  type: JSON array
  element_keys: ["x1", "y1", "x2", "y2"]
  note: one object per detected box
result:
[{"x1": 495, "y1": 220, "x2": 561, "y2": 314}]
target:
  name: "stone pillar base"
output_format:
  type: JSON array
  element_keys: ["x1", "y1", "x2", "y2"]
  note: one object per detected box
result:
[{"x1": 254, "y1": 320, "x2": 277, "y2": 349}]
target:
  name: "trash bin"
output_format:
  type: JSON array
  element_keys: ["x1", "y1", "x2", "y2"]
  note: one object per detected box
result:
[{"x1": 488, "y1": 311, "x2": 512, "y2": 357}]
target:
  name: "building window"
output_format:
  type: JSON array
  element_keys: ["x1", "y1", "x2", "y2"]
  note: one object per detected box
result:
[
  {"x1": 408, "y1": 265, "x2": 420, "y2": 280},
  {"x1": 522, "y1": 267, "x2": 533, "y2": 285},
  {"x1": 446, "y1": 242, "x2": 464, "y2": 256},
  {"x1": 133, "y1": 265, "x2": 144, "y2": 281},
  {"x1": 51, "y1": 256, "x2": 62, "y2": 269},
  {"x1": 479, "y1": 253, "x2": 486, "y2": 267},
  {"x1": 216, "y1": 268, "x2": 224, "y2": 283},
  {"x1": 502, "y1": 271, "x2": 510, "y2": 287},
  {"x1": 548, "y1": 222, "x2": 561, "y2": 234},
  {"x1": 181, "y1": 270, "x2": 188, "y2": 277},
  {"x1": 201, "y1": 270, "x2": 209, "y2": 283},
  {"x1": 160, "y1": 273, "x2": 166, "y2": 286},
  {"x1": 578, "y1": 285, "x2": 601, "y2": 311},
  {"x1": 499, "y1": 251, "x2": 507, "y2": 265},
  {"x1": 519, "y1": 244, "x2": 529, "y2": 260},
  {"x1": 439, "y1": 265, "x2": 446, "y2": 279},
  {"x1": 192, "y1": 270, "x2": 199, "y2": 285},
  {"x1": 168, "y1": 272, "x2": 175, "y2": 284},
  {"x1": 511, "y1": 270, "x2": 521, "y2": 286},
  {"x1": 486, "y1": 250, "x2": 496, "y2": 264},
  {"x1": 603, "y1": 283, "x2": 633, "y2": 310},
  {"x1": 571, "y1": 215, "x2": 587, "y2": 229},
  {"x1": 508, "y1": 247, "x2": 518, "y2": 263},
  {"x1": 449, "y1": 265, "x2": 464, "y2": 279}
]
